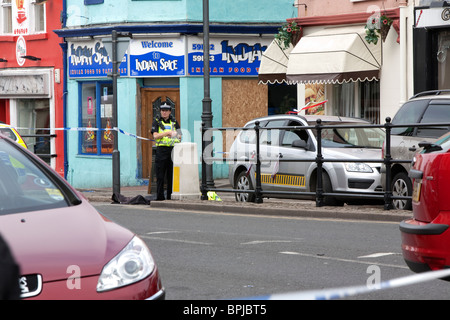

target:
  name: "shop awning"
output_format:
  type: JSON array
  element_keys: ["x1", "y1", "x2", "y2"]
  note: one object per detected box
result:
[
  {"x1": 258, "y1": 39, "x2": 293, "y2": 84},
  {"x1": 286, "y1": 25, "x2": 381, "y2": 84}
]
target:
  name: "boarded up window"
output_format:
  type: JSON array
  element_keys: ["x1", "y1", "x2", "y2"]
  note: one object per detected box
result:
[{"x1": 222, "y1": 79, "x2": 268, "y2": 152}]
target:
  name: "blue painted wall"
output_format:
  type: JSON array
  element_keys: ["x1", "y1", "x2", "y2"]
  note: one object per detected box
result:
[{"x1": 66, "y1": 0, "x2": 296, "y2": 26}]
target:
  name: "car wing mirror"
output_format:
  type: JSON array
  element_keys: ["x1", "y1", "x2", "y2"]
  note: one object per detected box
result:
[{"x1": 418, "y1": 141, "x2": 442, "y2": 153}]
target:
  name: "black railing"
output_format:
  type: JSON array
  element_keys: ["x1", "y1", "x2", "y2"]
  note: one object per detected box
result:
[
  {"x1": 20, "y1": 133, "x2": 57, "y2": 160},
  {"x1": 200, "y1": 118, "x2": 450, "y2": 210}
]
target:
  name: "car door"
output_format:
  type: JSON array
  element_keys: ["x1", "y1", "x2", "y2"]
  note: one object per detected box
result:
[
  {"x1": 258, "y1": 119, "x2": 286, "y2": 191},
  {"x1": 269, "y1": 120, "x2": 314, "y2": 193}
]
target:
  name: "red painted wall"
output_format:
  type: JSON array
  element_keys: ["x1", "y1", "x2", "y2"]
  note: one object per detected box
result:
[{"x1": 0, "y1": 2, "x2": 65, "y2": 177}]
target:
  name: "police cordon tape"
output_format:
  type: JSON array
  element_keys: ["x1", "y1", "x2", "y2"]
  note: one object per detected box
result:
[
  {"x1": 3, "y1": 125, "x2": 154, "y2": 141},
  {"x1": 237, "y1": 268, "x2": 450, "y2": 300}
]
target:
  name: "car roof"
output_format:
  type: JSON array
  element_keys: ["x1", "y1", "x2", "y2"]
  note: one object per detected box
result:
[
  {"x1": 245, "y1": 114, "x2": 370, "y2": 126},
  {"x1": 410, "y1": 90, "x2": 450, "y2": 101}
]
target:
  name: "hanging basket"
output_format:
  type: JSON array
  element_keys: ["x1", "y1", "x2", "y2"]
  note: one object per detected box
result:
[
  {"x1": 290, "y1": 29, "x2": 303, "y2": 47},
  {"x1": 380, "y1": 24, "x2": 391, "y2": 42}
]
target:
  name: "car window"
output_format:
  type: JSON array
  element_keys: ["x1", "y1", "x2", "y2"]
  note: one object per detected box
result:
[
  {"x1": 391, "y1": 100, "x2": 429, "y2": 135},
  {"x1": 0, "y1": 139, "x2": 70, "y2": 215},
  {"x1": 260, "y1": 120, "x2": 285, "y2": 146},
  {"x1": 316, "y1": 123, "x2": 385, "y2": 148},
  {"x1": 281, "y1": 121, "x2": 309, "y2": 147},
  {"x1": 0, "y1": 128, "x2": 17, "y2": 142},
  {"x1": 239, "y1": 120, "x2": 269, "y2": 144},
  {"x1": 416, "y1": 103, "x2": 450, "y2": 138}
]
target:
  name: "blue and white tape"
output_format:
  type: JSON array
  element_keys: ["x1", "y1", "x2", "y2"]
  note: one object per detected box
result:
[
  {"x1": 3, "y1": 125, "x2": 154, "y2": 141},
  {"x1": 238, "y1": 268, "x2": 450, "y2": 300}
]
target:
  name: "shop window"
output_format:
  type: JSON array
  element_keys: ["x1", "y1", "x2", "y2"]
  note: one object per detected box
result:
[
  {"x1": 16, "y1": 99, "x2": 51, "y2": 164},
  {"x1": 437, "y1": 31, "x2": 450, "y2": 90},
  {"x1": 1, "y1": 0, "x2": 12, "y2": 34},
  {"x1": 31, "y1": 0, "x2": 45, "y2": 33},
  {"x1": 268, "y1": 83, "x2": 297, "y2": 115},
  {"x1": 79, "y1": 82, "x2": 114, "y2": 155},
  {"x1": 332, "y1": 81, "x2": 380, "y2": 124}
]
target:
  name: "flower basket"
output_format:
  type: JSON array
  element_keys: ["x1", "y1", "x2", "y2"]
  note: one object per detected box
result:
[
  {"x1": 275, "y1": 22, "x2": 302, "y2": 49},
  {"x1": 365, "y1": 14, "x2": 393, "y2": 45}
]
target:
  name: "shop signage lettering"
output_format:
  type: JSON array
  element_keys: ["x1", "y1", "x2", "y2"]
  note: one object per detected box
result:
[
  {"x1": 416, "y1": 7, "x2": 450, "y2": 28},
  {"x1": 188, "y1": 37, "x2": 270, "y2": 76},
  {"x1": 68, "y1": 37, "x2": 270, "y2": 78},
  {"x1": 129, "y1": 38, "x2": 185, "y2": 77},
  {"x1": 221, "y1": 41, "x2": 265, "y2": 64},
  {"x1": 68, "y1": 41, "x2": 127, "y2": 78},
  {"x1": 12, "y1": 0, "x2": 30, "y2": 35},
  {"x1": 141, "y1": 40, "x2": 174, "y2": 49}
]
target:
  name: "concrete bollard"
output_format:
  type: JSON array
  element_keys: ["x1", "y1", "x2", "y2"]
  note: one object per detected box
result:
[{"x1": 172, "y1": 142, "x2": 201, "y2": 200}]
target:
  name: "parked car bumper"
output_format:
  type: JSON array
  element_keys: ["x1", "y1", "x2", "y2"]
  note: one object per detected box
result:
[{"x1": 400, "y1": 217, "x2": 450, "y2": 273}]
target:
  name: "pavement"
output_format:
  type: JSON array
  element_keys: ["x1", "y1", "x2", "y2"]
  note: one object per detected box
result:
[{"x1": 78, "y1": 179, "x2": 412, "y2": 223}]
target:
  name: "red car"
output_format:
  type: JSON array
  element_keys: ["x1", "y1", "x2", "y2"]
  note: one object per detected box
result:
[
  {"x1": 0, "y1": 135, "x2": 164, "y2": 299},
  {"x1": 400, "y1": 132, "x2": 450, "y2": 273}
]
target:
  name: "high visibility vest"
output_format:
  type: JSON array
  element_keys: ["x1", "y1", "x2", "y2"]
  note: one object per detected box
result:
[{"x1": 155, "y1": 119, "x2": 180, "y2": 147}]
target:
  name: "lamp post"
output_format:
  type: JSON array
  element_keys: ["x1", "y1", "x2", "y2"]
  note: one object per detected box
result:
[
  {"x1": 102, "y1": 30, "x2": 131, "y2": 196},
  {"x1": 202, "y1": 0, "x2": 214, "y2": 192},
  {"x1": 111, "y1": 30, "x2": 120, "y2": 196}
]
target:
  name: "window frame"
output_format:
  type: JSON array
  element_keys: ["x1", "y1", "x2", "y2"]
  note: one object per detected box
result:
[
  {"x1": 0, "y1": 0, "x2": 12, "y2": 34},
  {"x1": 78, "y1": 81, "x2": 114, "y2": 156}
]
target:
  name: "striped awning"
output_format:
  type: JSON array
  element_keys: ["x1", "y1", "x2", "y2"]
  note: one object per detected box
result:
[
  {"x1": 258, "y1": 39, "x2": 293, "y2": 84},
  {"x1": 286, "y1": 25, "x2": 382, "y2": 84}
]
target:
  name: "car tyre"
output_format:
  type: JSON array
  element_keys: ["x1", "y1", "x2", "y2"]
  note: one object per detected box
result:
[
  {"x1": 322, "y1": 172, "x2": 344, "y2": 206},
  {"x1": 235, "y1": 170, "x2": 255, "y2": 203},
  {"x1": 391, "y1": 172, "x2": 412, "y2": 210}
]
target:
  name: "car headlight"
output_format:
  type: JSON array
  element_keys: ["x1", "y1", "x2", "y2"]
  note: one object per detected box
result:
[
  {"x1": 97, "y1": 236, "x2": 155, "y2": 292},
  {"x1": 345, "y1": 162, "x2": 373, "y2": 173}
]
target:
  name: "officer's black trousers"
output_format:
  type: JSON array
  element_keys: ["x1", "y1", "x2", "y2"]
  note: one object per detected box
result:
[{"x1": 155, "y1": 146, "x2": 174, "y2": 200}]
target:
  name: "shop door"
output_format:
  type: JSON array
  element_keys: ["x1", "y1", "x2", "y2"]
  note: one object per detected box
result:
[{"x1": 140, "y1": 88, "x2": 180, "y2": 190}]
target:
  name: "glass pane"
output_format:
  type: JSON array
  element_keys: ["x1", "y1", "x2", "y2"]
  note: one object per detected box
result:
[
  {"x1": 100, "y1": 83, "x2": 113, "y2": 154},
  {"x1": 81, "y1": 83, "x2": 97, "y2": 154},
  {"x1": 438, "y1": 31, "x2": 450, "y2": 90},
  {"x1": 333, "y1": 83, "x2": 355, "y2": 118},
  {"x1": 360, "y1": 80, "x2": 380, "y2": 124},
  {"x1": 391, "y1": 100, "x2": 429, "y2": 135},
  {"x1": 34, "y1": 3, "x2": 45, "y2": 32},
  {"x1": 417, "y1": 103, "x2": 450, "y2": 138},
  {"x1": 16, "y1": 99, "x2": 50, "y2": 164},
  {"x1": 0, "y1": 139, "x2": 69, "y2": 215}
]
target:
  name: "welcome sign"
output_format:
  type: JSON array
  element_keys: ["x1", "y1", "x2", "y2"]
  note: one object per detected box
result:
[{"x1": 129, "y1": 38, "x2": 186, "y2": 77}]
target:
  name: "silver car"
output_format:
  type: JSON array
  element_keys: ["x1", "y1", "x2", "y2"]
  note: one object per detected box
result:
[
  {"x1": 228, "y1": 115, "x2": 385, "y2": 205},
  {"x1": 381, "y1": 90, "x2": 450, "y2": 210}
]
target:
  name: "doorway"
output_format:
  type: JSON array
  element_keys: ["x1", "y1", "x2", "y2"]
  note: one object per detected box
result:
[{"x1": 140, "y1": 88, "x2": 180, "y2": 191}]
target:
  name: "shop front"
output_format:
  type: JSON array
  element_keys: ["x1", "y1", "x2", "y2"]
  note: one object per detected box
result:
[
  {"x1": 63, "y1": 30, "x2": 274, "y2": 188},
  {"x1": 414, "y1": 4, "x2": 450, "y2": 92},
  {"x1": 259, "y1": 8, "x2": 403, "y2": 125},
  {"x1": 0, "y1": 0, "x2": 64, "y2": 175}
]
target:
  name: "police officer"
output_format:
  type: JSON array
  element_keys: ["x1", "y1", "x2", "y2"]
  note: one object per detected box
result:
[{"x1": 151, "y1": 103, "x2": 181, "y2": 201}]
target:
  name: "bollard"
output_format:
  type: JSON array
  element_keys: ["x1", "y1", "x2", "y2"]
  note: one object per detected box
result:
[{"x1": 172, "y1": 142, "x2": 201, "y2": 200}]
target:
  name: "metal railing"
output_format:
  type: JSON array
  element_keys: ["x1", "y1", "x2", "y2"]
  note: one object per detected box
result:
[{"x1": 200, "y1": 118, "x2": 450, "y2": 210}]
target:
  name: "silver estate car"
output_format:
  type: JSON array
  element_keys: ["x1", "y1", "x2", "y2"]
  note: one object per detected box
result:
[
  {"x1": 381, "y1": 90, "x2": 450, "y2": 210},
  {"x1": 228, "y1": 115, "x2": 385, "y2": 205}
]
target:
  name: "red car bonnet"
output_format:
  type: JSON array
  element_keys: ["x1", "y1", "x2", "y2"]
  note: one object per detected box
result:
[{"x1": 0, "y1": 200, "x2": 134, "y2": 283}]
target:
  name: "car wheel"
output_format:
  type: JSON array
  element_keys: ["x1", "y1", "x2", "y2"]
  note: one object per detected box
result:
[
  {"x1": 235, "y1": 170, "x2": 255, "y2": 203},
  {"x1": 391, "y1": 172, "x2": 412, "y2": 210},
  {"x1": 322, "y1": 173, "x2": 344, "y2": 206}
]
